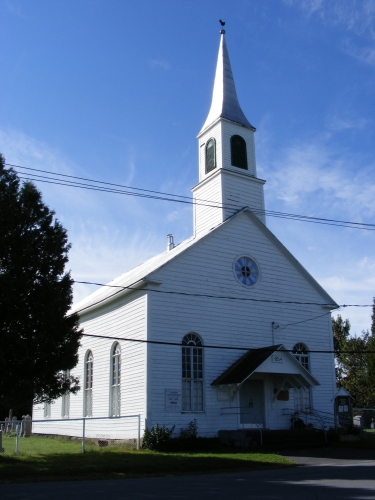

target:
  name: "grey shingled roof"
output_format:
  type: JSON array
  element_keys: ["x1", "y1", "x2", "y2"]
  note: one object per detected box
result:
[{"x1": 211, "y1": 345, "x2": 282, "y2": 385}]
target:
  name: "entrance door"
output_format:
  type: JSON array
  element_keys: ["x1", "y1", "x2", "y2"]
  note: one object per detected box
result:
[{"x1": 239, "y1": 380, "x2": 265, "y2": 426}]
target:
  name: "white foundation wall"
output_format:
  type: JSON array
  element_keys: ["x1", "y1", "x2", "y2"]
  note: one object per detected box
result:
[
  {"x1": 146, "y1": 212, "x2": 336, "y2": 436},
  {"x1": 33, "y1": 292, "x2": 147, "y2": 440}
]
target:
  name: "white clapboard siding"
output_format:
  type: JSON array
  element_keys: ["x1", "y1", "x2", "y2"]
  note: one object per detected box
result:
[
  {"x1": 221, "y1": 169, "x2": 266, "y2": 224},
  {"x1": 145, "y1": 211, "x2": 336, "y2": 436},
  {"x1": 192, "y1": 172, "x2": 223, "y2": 236},
  {"x1": 33, "y1": 292, "x2": 147, "y2": 440}
]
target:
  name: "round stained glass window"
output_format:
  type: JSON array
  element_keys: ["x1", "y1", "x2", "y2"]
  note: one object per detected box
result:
[{"x1": 234, "y1": 256, "x2": 259, "y2": 287}]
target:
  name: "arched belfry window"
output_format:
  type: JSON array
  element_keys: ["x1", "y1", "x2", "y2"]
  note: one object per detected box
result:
[
  {"x1": 205, "y1": 138, "x2": 216, "y2": 174},
  {"x1": 84, "y1": 350, "x2": 93, "y2": 417},
  {"x1": 110, "y1": 343, "x2": 121, "y2": 417},
  {"x1": 231, "y1": 135, "x2": 248, "y2": 170},
  {"x1": 182, "y1": 333, "x2": 204, "y2": 412},
  {"x1": 293, "y1": 343, "x2": 311, "y2": 412}
]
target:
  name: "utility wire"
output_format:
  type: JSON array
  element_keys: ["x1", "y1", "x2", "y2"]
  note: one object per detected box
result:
[
  {"x1": 7, "y1": 163, "x2": 375, "y2": 231},
  {"x1": 276, "y1": 311, "x2": 334, "y2": 329},
  {"x1": 16, "y1": 174, "x2": 375, "y2": 231},
  {"x1": 80, "y1": 332, "x2": 375, "y2": 355},
  {"x1": 72, "y1": 279, "x2": 372, "y2": 310}
]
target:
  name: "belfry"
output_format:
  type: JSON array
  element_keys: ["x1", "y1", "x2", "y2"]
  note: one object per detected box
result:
[{"x1": 193, "y1": 30, "x2": 266, "y2": 236}]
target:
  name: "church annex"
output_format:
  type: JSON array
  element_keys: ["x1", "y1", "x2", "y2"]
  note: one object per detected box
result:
[{"x1": 33, "y1": 31, "x2": 338, "y2": 437}]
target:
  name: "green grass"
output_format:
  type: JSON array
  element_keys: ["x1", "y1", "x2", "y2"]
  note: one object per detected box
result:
[{"x1": 0, "y1": 435, "x2": 293, "y2": 483}]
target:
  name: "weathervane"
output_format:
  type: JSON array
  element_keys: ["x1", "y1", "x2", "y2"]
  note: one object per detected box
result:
[{"x1": 219, "y1": 19, "x2": 226, "y2": 34}]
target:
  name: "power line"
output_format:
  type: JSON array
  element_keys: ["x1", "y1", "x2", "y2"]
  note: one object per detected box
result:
[
  {"x1": 72, "y1": 279, "x2": 372, "y2": 311},
  {"x1": 80, "y1": 332, "x2": 375, "y2": 354},
  {"x1": 276, "y1": 310, "x2": 334, "y2": 329},
  {"x1": 16, "y1": 174, "x2": 375, "y2": 231},
  {"x1": 7, "y1": 163, "x2": 375, "y2": 231}
]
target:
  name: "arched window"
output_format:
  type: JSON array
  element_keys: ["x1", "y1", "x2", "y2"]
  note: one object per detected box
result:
[
  {"x1": 44, "y1": 402, "x2": 51, "y2": 418},
  {"x1": 293, "y1": 343, "x2": 311, "y2": 412},
  {"x1": 61, "y1": 370, "x2": 70, "y2": 418},
  {"x1": 205, "y1": 138, "x2": 216, "y2": 173},
  {"x1": 110, "y1": 343, "x2": 121, "y2": 417},
  {"x1": 182, "y1": 333, "x2": 204, "y2": 412},
  {"x1": 230, "y1": 135, "x2": 248, "y2": 170},
  {"x1": 84, "y1": 350, "x2": 93, "y2": 417}
]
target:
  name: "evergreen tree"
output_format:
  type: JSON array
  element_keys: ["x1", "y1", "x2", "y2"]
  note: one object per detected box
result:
[{"x1": 0, "y1": 154, "x2": 82, "y2": 416}]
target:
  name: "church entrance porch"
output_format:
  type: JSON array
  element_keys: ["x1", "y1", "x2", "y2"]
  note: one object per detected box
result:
[{"x1": 212, "y1": 344, "x2": 320, "y2": 431}]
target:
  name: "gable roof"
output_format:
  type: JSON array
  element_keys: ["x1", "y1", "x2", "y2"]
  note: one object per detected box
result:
[
  {"x1": 212, "y1": 344, "x2": 283, "y2": 385},
  {"x1": 211, "y1": 344, "x2": 320, "y2": 389},
  {"x1": 72, "y1": 207, "x2": 338, "y2": 317}
]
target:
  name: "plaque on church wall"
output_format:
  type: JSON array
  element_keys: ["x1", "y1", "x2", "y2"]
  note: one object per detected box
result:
[
  {"x1": 272, "y1": 355, "x2": 284, "y2": 363},
  {"x1": 165, "y1": 389, "x2": 182, "y2": 412}
]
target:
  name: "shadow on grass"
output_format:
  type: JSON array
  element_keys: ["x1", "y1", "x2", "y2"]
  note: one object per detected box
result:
[{"x1": 0, "y1": 447, "x2": 294, "y2": 484}]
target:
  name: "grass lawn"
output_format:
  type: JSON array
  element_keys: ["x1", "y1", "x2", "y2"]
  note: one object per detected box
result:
[{"x1": 0, "y1": 435, "x2": 293, "y2": 483}]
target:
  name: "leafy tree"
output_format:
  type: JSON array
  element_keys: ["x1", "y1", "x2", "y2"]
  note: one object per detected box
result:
[
  {"x1": 0, "y1": 154, "x2": 82, "y2": 417},
  {"x1": 367, "y1": 298, "x2": 375, "y2": 394},
  {"x1": 332, "y1": 301, "x2": 375, "y2": 408}
]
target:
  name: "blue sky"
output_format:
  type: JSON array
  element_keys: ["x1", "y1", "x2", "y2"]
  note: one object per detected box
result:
[{"x1": 1, "y1": 0, "x2": 374, "y2": 335}]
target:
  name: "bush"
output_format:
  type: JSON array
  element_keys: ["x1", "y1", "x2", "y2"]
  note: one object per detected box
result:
[
  {"x1": 142, "y1": 424, "x2": 175, "y2": 451},
  {"x1": 180, "y1": 419, "x2": 198, "y2": 440},
  {"x1": 326, "y1": 428, "x2": 340, "y2": 442}
]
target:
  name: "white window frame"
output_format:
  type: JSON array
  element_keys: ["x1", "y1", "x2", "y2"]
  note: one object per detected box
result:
[
  {"x1": 182, "y1": 333, "x2": 204, "y2": 413},
  {"x1": 44, "y1": 402, "x2": 51, "y2": 418},
  {"x1": 61, "y1": 370, "x2": 70, "y2": 418},
  {"x1": 110, "y1": 343, "x2": 121, "y2": 417},
  {"x1": 84, "y1": 350, "x2": 93, "y2": 417},
  {"x1": 293, "y1": 343, "x2": 312, "y2": 412}
]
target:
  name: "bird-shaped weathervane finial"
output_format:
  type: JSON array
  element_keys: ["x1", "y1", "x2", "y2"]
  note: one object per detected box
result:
[{"x1": 219, "y1": 19, "x2": 226, "y2": 34}]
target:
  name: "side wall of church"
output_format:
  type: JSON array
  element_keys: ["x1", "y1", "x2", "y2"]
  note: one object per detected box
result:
[
  {"x1": 146, "y1": 212, "x2": 336, "y2": 436},
  {"x1": 32, "y1": 292, "x2": 148, "y2": 440}
]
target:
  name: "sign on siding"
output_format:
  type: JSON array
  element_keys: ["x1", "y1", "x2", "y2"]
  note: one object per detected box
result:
[
  {"x1": 272, "y1": 355, "x2": 284, "y2": 363},
  {"x1": 165, "y1": 389, "x2": 182, "y2": 412}
]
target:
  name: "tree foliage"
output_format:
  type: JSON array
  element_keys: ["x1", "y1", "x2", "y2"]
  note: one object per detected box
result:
[
  {"x1": 0, "y1": 154, "x2": 82, "y2": 414},
  {"x1": 332, "y1": 298, "x2": 375, "y2": 408}
]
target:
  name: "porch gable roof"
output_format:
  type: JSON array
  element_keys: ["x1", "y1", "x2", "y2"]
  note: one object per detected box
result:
[{"x1": 211, "y1": 344, "x2": 320, "y2": 389}]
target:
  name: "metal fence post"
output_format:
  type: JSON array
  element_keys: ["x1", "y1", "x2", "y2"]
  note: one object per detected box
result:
[
  {"x1": 0, "y1": 429, "x2": 4, "y2": 452},
  {"x1": 137, "y1": 414, "x2": 141, "y2": 450},
  {"x1": 82, "y1": 418, "x2": 86, "y2": 454},
  {"x1": 15, "y1": 422, "x2": 20, "y2": 455}
]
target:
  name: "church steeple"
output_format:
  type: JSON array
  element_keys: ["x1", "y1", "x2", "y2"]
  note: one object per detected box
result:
[
  {"x1": 200, "y1": 31, "x2": 255, "y2": 134},
  {"x1": 192, "y1": 30, "x2": 266, "y2": 236}
]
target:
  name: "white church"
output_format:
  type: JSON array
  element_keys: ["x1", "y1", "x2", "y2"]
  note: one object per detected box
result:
[{"x1": 33, "y1": 31, "x2": 338, "y2": 438}]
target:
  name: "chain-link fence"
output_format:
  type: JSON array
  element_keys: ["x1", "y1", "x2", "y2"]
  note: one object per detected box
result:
[{"x1": 0, "y1": 415, "x2": 141, "y2": 456}]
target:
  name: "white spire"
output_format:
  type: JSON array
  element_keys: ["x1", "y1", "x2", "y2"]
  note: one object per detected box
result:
[{"x1": 200, "y1": 32, "x2": 255, "y2": 134}]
